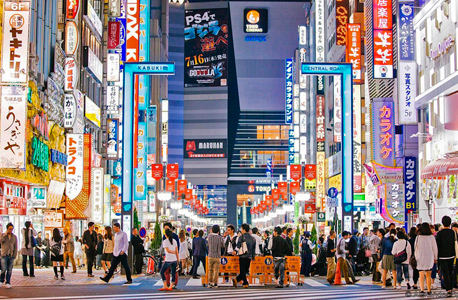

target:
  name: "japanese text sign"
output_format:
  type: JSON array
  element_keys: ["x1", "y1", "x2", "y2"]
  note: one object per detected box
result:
[
  {"x1": 371, "y1": 99, "x2": 395, "y2": 166},
  {"x1": 285, "y1": 59, "x2": 293, "y2": 124},
  {"x1": 404, "y1": 157, "x2": 416, "y2": 215},
  {"x1": 346, "y1": 24, "x2": 361, "y2": 82},
  {"x1": 66, "y1": 134, "x2": 84, "y2": 200}
]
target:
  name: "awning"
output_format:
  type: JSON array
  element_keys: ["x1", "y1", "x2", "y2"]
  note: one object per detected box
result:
[{"x1": 421, "y1": 157, "x2": 458, "y2": 179}]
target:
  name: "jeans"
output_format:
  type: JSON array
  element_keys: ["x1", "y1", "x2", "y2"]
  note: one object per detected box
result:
[
  {"x1": 274, "y1": 258, "x2": 285, "y2": 286},
  {"x1": 22, "y1": 255, "x2": 34, "y2": 276},
  {"x1": 34, "y1": 249, "x2": 41, "y2": 267},
  {"x1": 192, "y1": 255, "x2": 206, "y2": 276},
  {"x1": 432, "y1": 263, "x2": 437, "y2": 279},
  {"x1": 439, "y1": 258, "x2": 455, "y2": 291},
  {"x1": 86, "y1": 252, "x2": 95, "y2": 275},
  {"x1": 326, "y1": 257, "x2": 336, "y2": 282},
  {"x1": 96, "y1": 254, "x2": 102, "y2": 269},
  {"x1": 396, "y1": 264, "x2": 409, "y2": 284},
  {"x1": 165, "y1": 266, "x2": 178, "y2": 286},
  {"x1": 346, "y1": 259, "x2": 356, "y2": 281},
  {"x1": 208, "y1": 257, "x2": 220, "y2": 285},
  {"x1": 64, "y1": 252, "x2": 77, "y2": 272},
  {"x1": 350, "y1": 256, "x2": 357, "y2": 274},
  {"x1": 42, "y1": 250, "x2": 49, "y2": 267},
  {"x1": 0, "y1": 256, "x2": 14, "y2": 284},
  {"x1": 105, "y1": 254, "x2": 132, "y2": 282},
  {"x1": 161, "y1": 261, "x2": 177, "y2": 282},
  {"x1": 236, "y1": 257, "x2": 251, "y2": 285}
]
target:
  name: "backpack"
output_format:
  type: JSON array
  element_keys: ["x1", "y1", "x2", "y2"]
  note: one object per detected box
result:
[
  {"x1": 51, "y1": 241, "x2": 61, "y2": 257},
  {"x1": 337, "y1": 239, "x2": 343, "y2": 255}
]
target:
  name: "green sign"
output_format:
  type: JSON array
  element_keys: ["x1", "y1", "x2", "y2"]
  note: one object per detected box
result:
[
  {"x1": 317, "y1": 212, "x2": 326, "y2": 222},
  {"x1": 32, "y1": 137, "x2": 49, "y2": 172}
]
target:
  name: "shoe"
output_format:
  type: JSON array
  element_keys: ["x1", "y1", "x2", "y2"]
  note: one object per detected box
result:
[
  {"x1": 192, "y1": 276, "x2": 200, "y2": 279},
  {"x1": 88, "y1": 274, "x2": 94, "y2": 278},
  {"x1": 30, "y1": 275, "x2": 35, "y2": 278},
  {"x1": 396, "y1": 285, "x2": 401, "y2": 289},
  {"x1": 71, "y1": 271, "x2": 76, "y2": 273},
  {"x1": 5, "y1": 284, "x2": 11, "y2": 289},
  {"x1": 381, "y1": 285, "x2": 386, "y2": 289},
  {"x1": 54, "y1": 275, "x2": 58, "y2": 280},
  {"x1": 427, "y1": 291, "x2": 432, "y2": 296},
  {"x1": 419, "y1": 291, "x2": 425, "y2": 296},
  {"x1": 447, "y1": 291, "x2": 453, "y2": 298},
  {"x1": 158, "y1": 288, "x2": 167, "y2": 291},
  {"x1": 100, "y1": 277, "x2": 109, "y2": 283},
  {"x1": 124, "y1": 281, "x2": 132, "y2": 285},
  {"x1": 232, "y1": 278, "x2": 238, "y2": 288},
  {"x1": 23, "y1": 274, "x2": 29, "y2": 277},
  {"x1": 207, "y1": 284, "x2": 213, "y2": 288},
  {"x1": 407, "y1": 283, "x2": 411, "y2": 290},
  {"x1": 327, "y1": 280, "x2": 333, "y2": 284},
  {"x1": 166, "y1": 287, "x2": 173, "y2": 291},
  {"x1": 431, "y1": 284, "x2": 438, "y2": 290},
  {"x1": 413, "y1": 285, "x2": 418, "y2": 290},
  {"x1": 353, "y1": 279, "x2": 360, "y2": 283},
  {"x1": 61, "y1": 276, "x2": 66, "y2": 280},
  {"x1": 243, "y1": 284, "x2": 249, "y2": 289},
  {"x1": 213, "y1": 285, "x2": 219, "y2": 289},
  {"x1": 275, "y1": 285, "x2": 284, "y2": 288}
]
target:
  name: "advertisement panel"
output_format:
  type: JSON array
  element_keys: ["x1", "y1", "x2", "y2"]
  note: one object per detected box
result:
[
  {"x1": 373, "y1": 0, "x2": 393, "y2": 79},
  {"x1": 290, "y1": 165, "x2": 302, "y2": 181},
  {"x1": 244, "y1": 9, "x2": 268, "y2": 33},
  {"x1": 336, "y1": 0, "x2": 349, "y2": 46},
  {"x1": 134, "y1": 122, "x2": 147, "y2": 200},
  {"x1": 0, "y1": 87, "x2": 27, "y2": 168},
  {"x1": 398, "y1": 61, "x2": 417, "y2": 124},
  {"x1": 398, "y1": 2, "x2": 415, "y2": 61},
  {"x1": 126, "y1": 0, "x2": 139, "y2": 62},
  {"x1": 404, "y1": 157, "x2": 417, "y2": 216},
  {"x1": 64, "y1": 57, "x2": 76, "y2": 92},
  {"x1": 353, "y1": 85, "x2": 362, "y2": 193},
  {"x1": 316, "y1": 95, "x2": 325, "y2": 152},
  {"x1": 108, "y1": 21, "x2": 120, "y2": 49},
  {"x1": 285, "y1": 59, "x2": 293, "y2": 124},
  {"x1": 64, "y1": 94, "x2": 77, "y2": 129},
  {"x1": 316, "y1": 152, "x2": 325, "y2": 208},
  {"x1": 91, "y1": 168, "x2": 104, "y2": 224},
  {"x1": 184, "y1": 8, "x2": 228, "y2": 87},
  {"x1": 83, "y1": 47, "x2": 103, "y2": 83},
  {"x1": 65, "y1": 21, "x2": 78, "y2": 55},
  {"x1": 151, "y1": 164, "x2": 163, "y2": 181},
  {"x1": 315, "y1": 0, "x2": 325, "y2": 62},
  {"x1": 1, "y1": 1, "x2": 31, "y2": 84},
  {"x1": 108, "y1": 0, "x2": 121, "y2": 17},
  {"x1": 85, "y1": 96, "x2": 101, "y2": 127},
  {"x1": 167, "y1": 164, "x2": 179, "y2": 180},
  {"x1": 106, "y1": 85, "x2": 120, "y2": 115},
  {"x1": 66, "y1": 0, "x2": 80, "y2": 19},
  {"x1": 107, "y1": 119, "x2": 119, "y2": 160},
  {"x1": 371, "y1": 98, "x2": 395, "y2": 166},
  {"x1": 333, "y1": 76, "x2": 342, "y2": 143},
  {"x1": 66, "y1": 134, "x2": 84, "y2": 200},
  {"x1": 346, "y1": 23, "x2": 362, "y2": 83},
  {"x1": 107, "y1": 53, "x2": 120, "y2": 82},
  {"x1": 184, "y1": 139, "x2": 226, "y2": 158}
]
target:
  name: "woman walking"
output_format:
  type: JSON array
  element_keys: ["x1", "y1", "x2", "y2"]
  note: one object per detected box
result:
[
  {"x1": 74, "y1": 237, "x2": 83, "y2": 268},
  {"x1": 102, "y1": 226, "x2": 114, "y2": 275},
  {"x1": 50, "y1": 228, "x2": 65, "y2": 280},
  {"x1": 179, "y1": 230, "x2": 189, "y2": 275},
  {"x1": 21, "y1": 221, "x2": 37, "y2": 277},
  {"x1": 392, "y1": 231, "x2": 412, "y2": 289},
  {"x1": 414, "y1": 222, "x2": 438, "y2": 296},
  {"x1": 159, "y1": 229, "x2": 179, "y2": 291},
  {"x1": 380, "y1": 229, "x2": 397, "y2": 289}
]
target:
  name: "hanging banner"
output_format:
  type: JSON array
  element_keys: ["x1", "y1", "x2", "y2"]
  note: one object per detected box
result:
[
  {"x1": 66, "y1": 0, "x2": 80, "y2": 19},
  {"x1": 278, "y1": 182, "x2": 288, "y2": 201},
  {"x1": 64, "y1": 94, "x2": 76, "y2": 129},
  {"x1": 371, "y1": 98, "x2": 395, "y2": 166},
  {"x1": 290, "y1": 164, "x2": 302, "y2": 181},
  {"x1": 91, "y1": 168, "x2": 104, "y2": 224},
  {"x1": 151, "y1": 164, "x2": 163, "y2": 181},
  {"x1": 316, "y1": 95, "x2": 325, "y2": 152},
  {"x1": 398, "y1": 61, "x2": 417, "y2": 124},
  {"x1": 272, "y1": 188, "x2": 280, "y2": 202},
  {"x1": 47, "y1": 180, "x2": 66, "y2": 209},
  {"x1": 134, "y1": 122, "x2": 147, "y2": 200},
  {"x1": 336, "y1": 0, "x2": 349, "y2": 46},
  {"x1": 1, "y1": 1, "x2": 31, "y2": 84},
  {"x1": 398, "y1": 2, "x2": 415, "y2": 61},
  {"x1": 177, "y1": 180, "x2": 187, "y2": 199},
  {"x1": 373, "y1": 0, "x2": 393, "y2": 79},
  {"x1": 288, "y1": 130, "x2": 295, "y2": 164},
  {"x1": 106, "y1": 85, "x2": 120, "y2": 115},
  {"x1": 0, "y1": 87, "x2": 27, "y2": 169},
  {"x1": 108, "y1": 21, "x2": 121, "y2": 49},
  {"x1": 285, "y1": 58, "x2": 293, "y2": 124},
  {"x1": 126, "y1": 0, "x2": 139, "y2": 62},
  {"x1": 107, "y1": 118, "x2": 119, "y2": 160},
  {"x1": 167, "y1": 163, "x2": 179, "y2": 180},
  {"x1": 65, "y1": 21, "x2": 79, "y2": 55},
  {"x1": 290, "y1": 182, "x2": 300, "y2": 195},
  {"x1": 107, "y1": 53, "x2": 120, "y2": 82},
  {"x1": 138, "y1": 0, "x2": 151, "y2": 111},
  {"x1": 404, "y1": 157, "x2": 417, "y2": 215},
  {"x1": 103, "y1": 174, "x2": 111, "y2": 225},
  {"x1": 66, "y1": 134, "x2": 84, "y2": 200},
  {"x1": 346, "y1": 23, "x2": 362, "y2": 83},
  {"x1": 333, "y1": 76, "x2": 342, "y2": 143},
  {"x1": 166, "y1": 180, "x2": 175, "y2": 193},
  {"x1": 353, "y1": 85, "x2": 362, "y2": 193},
  {"x1": 108, "y1": 0, "x2": 121, "y2": 17}
]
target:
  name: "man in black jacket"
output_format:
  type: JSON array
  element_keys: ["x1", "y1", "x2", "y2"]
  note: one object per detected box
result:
[
  {"x1": 233, "y1": 224, "x2": 255, "y2": 288},
  {"x1": 131, "y1": 228, "x2": 144, "y2": 275},
  {"x1": 272, "y1": 227, "x2": 289, "y2": 288},
  {"x1": 437, "y1": 216, "x2": 456, "y2": 297},
  {"x1": 348, "y1": 230, "x2": 358, "y2": 275},
  {"x1": 285, "y1": 228, "x2": 294, "y2": 256},
  {"x1": 82, "y1": 222, "x2": 97, "y2": 277}
]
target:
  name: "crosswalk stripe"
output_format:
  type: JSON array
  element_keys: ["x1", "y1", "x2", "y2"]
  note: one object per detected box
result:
[
  {"x1": 185, "y1": 278, "x2": 203, "y2": 286},
  {"x1": 154, "y1": 280, "x2": 163, "y2": 286},
  {"x1": 302, "y1": 278, "x2": 326, "y2": 287}
]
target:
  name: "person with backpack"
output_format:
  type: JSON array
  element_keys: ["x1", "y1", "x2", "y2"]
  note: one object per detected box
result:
[
  {"x1": 392, "y1": 231, "x2": 412, "y2": 289},
  {"x1": 370, "y1": 228, "x2": 382, "y2": 283},
  {"x1": 299, "y1": 231, "x2": 315, "y2": 277},
  {"x1": 232, "y1": 223, "x2": 256, "y2": 288},
  {"x1": 436, "y1": 216, "x2": 456, "y2": 298},
  {"x1": 50, "y1": 228, "x2": 65, "y2": 280},
  {"x1": 263, "y1": 230, "x2": 271, "y2": 256},
  {"x1": 336, "y1": 231, "x2": 353, "y2": 284}
]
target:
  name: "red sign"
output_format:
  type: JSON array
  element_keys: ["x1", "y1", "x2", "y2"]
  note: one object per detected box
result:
[
  {"x1": 316, "y1": 95, "x2": 325, "y2": 149},
  {"x1": 272, "y1": 189, "x2": 280, "y2": 201},
  {"x1": 373, "y1": 0, "x2": 392, "y2": 30},
  {"x1": 166, "y1": 180, "x2": 175, "y2": 192},
  {"x1": 304, "y1": 202, "x2": 316, "y2": 213},
  {"x1": 248, "y1": 185, "x2": 255, "y2": 193},
  {"x1": 177, "y1": 180, "x2": 187, "y2": 197},
  {"x1": 304, "y1": 164, "x2": 316, "y2": 180},
  {"x1": 266, "y1": 195, "x2": 273, "y2": 206},
  {"x1": 336, "y1": 0, "x2": 349, "y2": 45},
  {"x1": 278, "y1": 182, "x2": 288, "y2": 201},
  {"x1": 66, "y1": 0, "x2": 79, "y2": 19},
  {"x1": 373, "y1": 30, "x2": 393, "y2": 77},
  {"x1": 346, "y1": 23, "x2": 362, "y2": 83},
  {"x1": 108, "y1": 21, "x2": 120, "y2": 49},
  {"x1": 151, "y1": 164, "x2": 163, "y2": 180},
  {"x1": 185, "y1": 189, "x2": 193, "y2": 201},
  {"x1": 290, "y1": 164, "x2": 302, "y2": 181},
  {"x1": 167, "y1": 164, "x2": 179, "y2": 180},
  {"x1": 290, "y1": 182, "x2": 300, "y2": 195}
]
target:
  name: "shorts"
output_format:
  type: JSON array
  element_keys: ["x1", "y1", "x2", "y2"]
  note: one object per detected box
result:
[
  {"x1": 51, "y1": 254, "x2": 64, "y2": 262},
  {"x1": 101, "y1": 253, "x2": 113, "y2": 261},
  {"x1": 381, "y1": 255, "x2": 395, "y2": 271}
]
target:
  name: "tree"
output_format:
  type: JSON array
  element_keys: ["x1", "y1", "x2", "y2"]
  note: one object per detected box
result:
[
  {"x1": 310, "y1": 224, "x2": 317, "y2": 255},
  {"x1": 133, "y1": 207, "x2": 140, "y2": 230},
  {"x1": 150, "y1": 222, "x2": 162, "y2": 252},
  {"x1": 293, "y1": 228, "x2": 300, "y2": 255}
]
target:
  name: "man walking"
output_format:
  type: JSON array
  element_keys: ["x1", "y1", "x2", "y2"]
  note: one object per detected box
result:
[
  {"x1": 207, "y1": 225, "x2": 225, "y2": 288},
  {"x1": 100, "y1": 223, "x2": 132, "y2": 284},
  {"x1": 191, "y1": 230, "x2": 207, "y2": 279},
  {"x1": 82, "y1": 222, "x2": 97, "y2": 277},
  {"x1": 63, "y1": 228, "x2": 77, "y2": 273},
  {"x1": 0, "y1": 223, "x2": 17, "y2": 289},
  {"x1": 436, "y1": 216, "x2": 456, "y2": 298},
  {"x1": 272, "y1": 226, "x2": 289, "y2": 288},
  {"x1": 131, "y1": 228, "x2": 144, "y2": 275},
  {"x1": 336, "y1": 231, "x2": 353, "y2": 284},
  {"x1": 251, "y1": 228, "x2": 262, "y2": 256},
  {"x1": 348, "y1": 230, "x2": 358, "y2": 275},
  {"x1": 326, "y1": 230, "x2": 337, "y2": 284},
  {"x1": 233, "y1": 224, "x2": 256, "y2": 288}
]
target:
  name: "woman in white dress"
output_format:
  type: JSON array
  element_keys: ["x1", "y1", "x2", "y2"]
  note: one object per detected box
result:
[
  {"x1": 178, "y1": 230, "x2": 189, "y2": 275},
  {"x1": 414, "y1": 223, "x2": 438, "y2": 296},
  {"x1": 74, "y1": 236, "x2": 83, "y2": 268}
]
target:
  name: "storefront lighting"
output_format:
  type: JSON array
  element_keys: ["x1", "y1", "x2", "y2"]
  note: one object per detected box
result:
[{"x1": 157, "y1": 191, "x2": 172, "y2": 201}]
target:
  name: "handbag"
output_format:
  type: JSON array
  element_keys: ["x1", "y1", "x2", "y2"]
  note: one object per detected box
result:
[
  {"x1": 31, "y1": 236, "x2": 37, "y2": 248},
  {"x1": 409, "y1": 238, "x2": 417, "y2": 269},
  {"x1": 365, "y1": 249, "x2": 372, "y2": 258},
  {"x1": 237, "y1": 235, "x2": 248, "y2": 256},
  {"x1": 394, "y1": 240, "x2": 408, "y2": 264}
]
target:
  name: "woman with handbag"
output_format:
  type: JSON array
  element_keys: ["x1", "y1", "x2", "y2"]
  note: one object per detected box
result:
[
  {"x1": 380, "y1": 229, "x2": 397, "y2": 289},
  {"x1": 232, "y1": 224, "x2": 256, "y2": 289},
  {"x1": 414, "y1": 222, "x2": 438, "y2": 296},
  {"x1": 392, "y1": 231, "x2": 412, "y2": 289},
  {"x1": 50, "y1": 228, "x2": 65, "y2": 280},
  {"x1": 21, "y1": 221, "x2": 37, "y2": 277}
]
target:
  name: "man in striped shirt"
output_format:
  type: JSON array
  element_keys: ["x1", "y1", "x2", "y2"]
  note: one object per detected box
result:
[{"x1": 207, "y1": 225, "x2": 225, "y2": 288}]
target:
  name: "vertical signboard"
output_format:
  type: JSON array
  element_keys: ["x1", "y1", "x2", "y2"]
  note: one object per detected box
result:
[
  {"x1": 91, "y1": 168, "x2": 104, "y2": 224},
  {"x1": 336, "y1": 0, "x2": 349, "y2": 46},
  {"x1": 106, "y1": 86, "x2": 120, "y2": 115},
  {"x1": 346, "y1": 24, "x2": 362, "y2": 83},
  {"x1": 333, "y1": 77, "x2": 342, "y2": 143},
  {"x1": 126, "y1": 0, "x2": 140, "y2": 62},
  {"x1": 107, "y1": 119, "x2": 119, "y2": 159},
  {"x1": 398, "y1": 61, "x2": 417, "y2": 124},
  {"x1": 138, "y1": 0, "x2": 150, "y2": 110},
  {"x1": 66, "y1": 134, "x2": 84, "y2": 200},
  {"x1": 373, "y1": 0, "x2": 393, "y2": 79},
  {"x1": 316, "y1": 95, "x2": 325, "y2": 152},
  {"x1": 184, "y1": 8, "x2": 229, "y2": 87},
  {"x1": 289, "y1": 130, "x2": 295, "y2": 165},
  {"x1": 353, "y1": 85, "x2": 362, "y2": 193},
  {"x1": 108, "y1": 21, "x2": 121, "y2": 49},
  {"x1": 398, "y1": 2, "x2": 415, "y2": 61},
  {"x1": 64, "y1": 94, "x2": 77, "y2": 128},
  {"x1": 285, "y1": 59, "x2": 293, "y2": 124},
  {"x1": 0, "y1": 87, "x2": 27, "y2": 168},
  {"x1": 134, "y1": 122, "x2": 147, "y2": 200},
  {"x1": 404, "y1": 157, "x2": 417, "y2": 218},
  {"x1": 371, "y1": 98, "x2": 395, "y2": 166},
  {"x1": 316, "y1": 152, "x2": 325, "y2": 209},
  {"x1": 103, "y1": 174, "x2": 111, "y2": 225},
  {"x1": 1, "y1": 1, "x2": 31, "y2": 84},
  {"x1": 315, "y1": 0, "x2": 325, "y2": 62},
  {"x1": 64, "y1": 57, "x2": 76, "y2": 92}
]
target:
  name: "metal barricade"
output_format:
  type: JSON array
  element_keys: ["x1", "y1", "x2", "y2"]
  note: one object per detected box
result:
[
  {"x1": 201, "y1": 256, "x2": 240, "y2": 287},
  {"x1": 285, "y1": 256, "x2": 303, "y2": 286}
]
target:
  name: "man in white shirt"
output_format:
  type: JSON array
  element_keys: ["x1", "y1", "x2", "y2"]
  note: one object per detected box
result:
[
  {"x1": 336, "y1": 231, "x2": 353, "y2": 284},
  {"x1": 251, "y1": 228, "x2": 263, "y2": 256},
  {"x1": 224, "y1": 225, "x2": 237, "y2": 256},
  {"x1": 100, "y1": 223, "x2": 132, "y2": 284}
]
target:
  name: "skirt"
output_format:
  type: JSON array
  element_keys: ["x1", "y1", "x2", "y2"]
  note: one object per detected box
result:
[
  {"x1": 381, "y1": 255, "x2": 396, "y2": 271},
  {"x1": 101, "y1": 253, "x2": 113, "y2": 261},
  {"x1": 51, "y1": 254, "x2": 64, "y2": 262},
  {"x1": 21, "y1": 248, "x2": 34, "y2": 256}
]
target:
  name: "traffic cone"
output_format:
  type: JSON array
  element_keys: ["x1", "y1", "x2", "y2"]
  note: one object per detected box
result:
[{"x1": 334, "y1": 260, "x2": 343, "y2": 285}]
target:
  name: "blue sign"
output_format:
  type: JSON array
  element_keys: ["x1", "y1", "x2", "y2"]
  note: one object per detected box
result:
[
  {"x1": 266, "y1": 158, "x2": 272, "y2": 177},
  {"x1": 265, "y1": 258, "x2": 272, "y2": 265},
  {"x1": 328, "y1": 187, "x2": 338, "y2": 198},
  {"x1": 285, "y1": 59, "x2": 293, "y2": 124},
  {"x1": 245, "y1": 36, "x2": 267, "y2": 42},
  {"x1": 138, "y1": 0, "x2": 151, "y2": 110},
  {"x1": 288, "y1": 130, "x2": 295, "y2": 164},
  {"x1": 221, "y1": 257, "x2": 228, "y2": 265},
  {"x1": 50, "y1": 149, "x2": 67, "y2": 166},
  {"x1": 139, "y1": 227, "x2": 147, "y2": 238},
  {"x1": 404, "y1": 156, "x2": 417, "y2": 218},
  {"x1": 399, "y1": 3, "x2": 415, "y2": 61}
]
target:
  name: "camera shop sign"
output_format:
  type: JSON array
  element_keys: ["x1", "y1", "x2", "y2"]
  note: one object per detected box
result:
[{"x1": 430, "y1": 36, "x2": 455, "y2": 60}]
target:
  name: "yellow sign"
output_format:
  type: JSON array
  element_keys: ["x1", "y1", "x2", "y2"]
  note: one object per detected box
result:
[{"x1": 329, "y1": 174, "x2": 342, "y2": 191}]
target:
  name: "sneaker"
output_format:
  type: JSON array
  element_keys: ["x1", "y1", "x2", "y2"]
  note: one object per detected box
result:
[
  {"x1": 243, "y1": 284, "x2": 249, "y2": 289},
  {"x1": 124, "y1": 281, "x2": 133, "y2": 285},
  {"x1": 419, "y1": 291, "x2": 425, "y2": 296},
  {"x1": 381, "y1": 286, "x2": 386, "y2": 289},
  {"x1": 407, "y1": 283, "x2": 411, "y2": 290},
  {"x1": 71, "y1": 271, "x2": 76, "y2": 273},
  {"x1": 427, "y1": 291, "x2": 432, "y2": 296},
  {"x1": 207, "y1": 284, "x2": 213, "y2": 288},
  {"x1": 88, "y1": 274, "x2": 95, "y2": 278},
  {"x1": 5, "y1": 284, "x2": 11, "y2": 289},
  {"x1": 61, "y1": 275, "x2": 66, "y2": 280},
  {"x1": 396, "y1": 285, "x2": 401, "y2": 289},
  {"x1": 30, "y1": 275, "x2": 35, "y2": 278},
  {"x1": 413, "y1": 285, "x2": 418, "y2": 290},
  {"x1": 213, "y1": 285, "x2": 219, "y2": 289},
  {"x1": 447, "y1": 291, "x2": 453, "y2": 298},
  {"x1": 100, "y1": 277, "x2": 109, "y2": 283}
]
